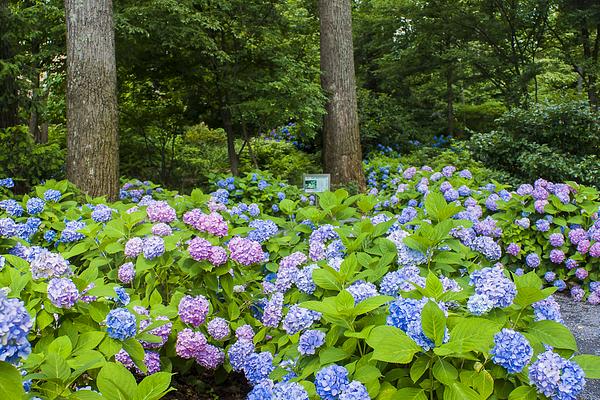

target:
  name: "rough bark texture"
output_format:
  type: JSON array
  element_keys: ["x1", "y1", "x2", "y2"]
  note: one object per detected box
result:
[
  {"x1": 65, "y1": 0, "x2": 119, "y2": 200},
  {"x1": 319, "y1": 0, "x2": 365, "y2": 191}
]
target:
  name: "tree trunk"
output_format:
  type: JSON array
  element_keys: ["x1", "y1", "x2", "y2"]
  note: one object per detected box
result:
[
  {"x1": 0, "y1": 0, "x2": 19, "y2": 129},
  {"x1": 221, "y1": 105, "x2": 239, "y2": 176},
  {"x1": 65, "y1": 0, "x2": 119, "y2": 200},
  {"x1": 319, "y1": 0, "x2": 365, "y2": 191}
]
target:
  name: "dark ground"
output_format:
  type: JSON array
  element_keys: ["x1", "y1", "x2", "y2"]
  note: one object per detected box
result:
[
  {"x1": 164, "y1": 296, "x2": 598, "y2": 399},
  {"x1": 557, "y1": 295, "x2": 600, "y2": 400}
]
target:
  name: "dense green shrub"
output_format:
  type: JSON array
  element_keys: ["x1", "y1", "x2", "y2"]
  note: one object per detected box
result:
[
  {"x1": 239, "y1": 139, "x2": 321, "y2": 186},
  {"x1": 0, "y1": 125, "x2": 65, "y2": 191},
  {"x1": 467, "y1": 101, "x2": 600, "y2": 187}
]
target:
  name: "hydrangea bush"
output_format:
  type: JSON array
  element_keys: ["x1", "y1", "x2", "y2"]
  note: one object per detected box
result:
[{"x1": 1, "y1": 161, "x2": 600, "y2": 399}]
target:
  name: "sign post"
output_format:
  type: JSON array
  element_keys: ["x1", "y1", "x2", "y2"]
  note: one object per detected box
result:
[{"x1": 303, "y1": 174, "x2": 330, "y2": 193}]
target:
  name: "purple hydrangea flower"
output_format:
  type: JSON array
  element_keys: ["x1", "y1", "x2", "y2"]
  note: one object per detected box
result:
[
  {"x1": 526, "y1": 253, "x2": 540, "y2": 268},
  {"x1": 550, "y1": 249, "x2": 565, "y2": 264},
  {"x1": 529, "y1": 350, "x2": 585, "y2": 400},
  {"x1": 188, "y1": 237, "x2": 212, "y2": 261},
  {"x1": 124, "y1": 237, "x2": 144, "y2": 258},
  {"x1": 178, "y1": 295, "x2": 210, "y2": 327},
  {"x1": 549, "y1": 233, "x2": 564, "y2": 247},
  {"x1": 506, "y1": 243, "x2": 521, "y2": 256},
  {"x1": 298, "y1": 329, "x2": 325, "y2": 355},
  {"x1": 207, "y1": 317, "x2": 229, "y2": 340},
  {"x1": 151, "y1": 223, "x2": 173, "y2": 237},
  {"x1": 139, "y1": 316, "x2": 172, "y2": 348},
  {"x1": 146, "y1": 201, "x2": 176, "y2": 223},
  {"x1": 142, "y1": 236, "x2": 165, "y2": 260},
  {"x1": 575, "y1": 268, "x2": 589, "y2": 280},
  {"x1": 262, "y1": 292, "x2": 284, "y2": 328},
  {"x1": 196, "y1": 344, "x2": 224, "y2": 369},
  {"x1": 571, "y1": 286, "x2": 585, "y2": 302},
  {"x1": 118, "y1": 262, "x2": 135, "y2": 284},
  {"x1": 30, "y1": 250, "x2": 71, "y2": 280},
  {"x1": 228, "y1": 237, "x2": 264, "y2": 266},
  {"x1": 47, "y1": 278, "x2": 78, "y2": 309},
  {"x1": 176, "y1": 328, "x2": 207, "y2": 359},
  {"x1": 235, "y1": 324, "x2": 254, "y2": 341}
]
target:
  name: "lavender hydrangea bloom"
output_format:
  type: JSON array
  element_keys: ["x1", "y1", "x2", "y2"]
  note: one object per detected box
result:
[
  {"x1": 526, "y1": 253, "x2": 541, "y2": 268},
  {"x1": 151, "y1": 223, "x2": 172, "y2": 237},
  {"x1": 529, "y1": 350, "x2": 585, "y2": 400},
  {"x1": 30, "y1": 250, "x2": 71, "y2": 280},
  {"x1": 467, "y1": 266, "x2": 516, "y2": 314},
  {"x1": 262, "y1": 292, "x2": 284, "y2": 328},
  {"x1": 142, "y1": 236, "x2": 165, "y2": 260},
  {"x1": 183, "y1": 210, "x2": 228, "y2": 237},
  {"x1": 91, "y1": 205, "x2": 113, "y2": 222},
  {"x1": 124, "y1": 237, "x2": 144, "y2": 258},
  {"x1": 532, "y1": 297, "x2": 564, "y2": 323},
  {"x1": 196, "y1": 344, "x2": 224, "y2": 369},
  {"x1": 388, "y1": 229, "x2": 427, "y2": 267},
  {"x1": 207, "y1": 317, "x2": 229, "y2": 340},
  {"x1": 282, "y1": 306, "x2": 321, "y2": 335},
  {"x1": 235, "y1": 324, "x2": 254, "y2": 341},
  {"x1": 146, "y1": 201, "x2": 176, "y2": 223},
  {"x1": 469, "y1": 236, "x2": 502, "y2": 261},
  {"x1": 228, "y1": 237, "x2": 263, "y2": 266},
  {"x1": 176, "y1": 328, "x2": 207, "y2": 359},
  {"x1": 590, "y1": 242, "x2": 600, "y2": 258},
  {"x1": 208, "y1": 246, "x2": 228, "y2": 266},
  {"x1": 506, "y1": 243, "x2": 521, "y2": 256},
  {"x1": 490, "y1": 329, "x2": 533, "y2": 373},
  {"x1": 295, "y1": 264, "x2": 318, "y2": 294},
  {"x1": 544, "y1": 271, "x2": 557, "y2": 282},
  {"x1": 550, "y1": 249, "x2": 565, "y2": 264},
  {"x1": 536, "y1": 219, "x2": 550, "y2": 232},
  {"x1": 47, "y1": 278, "x2": 79, "y2": 309},
  {"x1": 106, "y1": 308, "x2": 137, "y2": 340},
  {"x1": 178, "y1": 295, "x2": 210, "y2": 327},
  {"x1": 515, "y1": 217, "x2": 530, "y2": 229},
  {"x1": 315, "y1": 365, "x2": 349, "y2": 400},
  {"x1": 139, "y1": 316, "x2": 172, "y2": 348},
  {"x1": 346, "y1": 281, "x2": 378, "y2": 304},
  {"x1": 272, "y1": 382, "x2": 309, "y2": 400},
  {"x1": 575, "y1": 268, "x2": 589, "y2": 280},
  {"x1": 188, "y1": 237, "x2": 212, "y2": 261},
  {"x1": 118, "y1": 262, "x2": 135, "y2": 284},
  {"x1": 0, "y1": 289, "x2": 33, "y2": 363},
  {"x1": 298, "y1": 330, "x2": 326, "y2": 355},
  {"x1": 549, "y1": 233, "x2": 565, "y2": 247},
  {"x1": 568, "y1": 228, "x2": 587, "y2": 245},
  {"x1": 571, "y1": 286, "x2": 585, "y2": 302}
]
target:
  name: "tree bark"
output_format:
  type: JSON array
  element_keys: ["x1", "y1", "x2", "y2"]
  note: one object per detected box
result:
[
  {"x1": 65, "y1": 0, "x2": 119, "y2": 200},
  {"x1": 319, "y1": 0, "x2": 365, "y2": 191},
  {"x1": 0, "y1": 0, "x2": 19, "y2": 129}
]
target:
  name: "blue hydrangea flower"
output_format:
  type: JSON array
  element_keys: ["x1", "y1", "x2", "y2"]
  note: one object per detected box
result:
[
  {"x1": 43, "y1": 189, "x2": 62, "y2": 202},
  {"x1": 243, "y1": 352, "x2": 274, "y2": 384},
  {"x1": 526, "y1": 253, "x2": 541, "y2": 268},
  {"x1": 339, "y1": 380, "x2": 370, "y2": 400},
  {"x1": 387, "y1": 297, "x2": 447, "y2": 350},
  {"x1": 529, "y1": 350, "x2": 585, "y2": 400},
  {"x1": 113, "y1": 287, "x2": 130, "y2": 306},
  {"x1": 532, "y1": 297, "x2": 564, "y2": 324},
  {"x1": 490, "y1": 329, "x2": 533, "y2": 373},
  {"x1": 106, "y1": 308, "x2": 137, "y2": 340},
  {"x1": 26, "y1": 198, "x2": 45, "y2": 215},
  {"x1": 0, "y1": 289, "x2": 33, "y2": 363},
  {"x1": 282, "y1": 306, "x2": 321, "y2": 335},
  {"x1": 315, "y1": 365, "x2": 349, "y2": 400},
  {"x1": 0, "y1": 178, "x2": 14, "y2": 188},
  {"x1": 248, "y1": 219, "x2": 279, "y2": 243},
  {"x1": 298, "y1": 329, "x2": 326, "y2": 355},
  {"x1": 0, "y1": 199, "x2": 23, "y2": 217},
  {"x1": 91, "y1": 205, "x2": 113, "y2": 222},
  {"x1": 47, "y1": 278, "x2": 79, "y2": 309},
  {"x1": 273, "y1": 381, "x2": 309, "y2": 400},
  {"x1": 228, "y1": 339, "x2": 255, "y2": 371},
  {"x1": 346, "y1": 281, "x2": 378, "y2": 304}
]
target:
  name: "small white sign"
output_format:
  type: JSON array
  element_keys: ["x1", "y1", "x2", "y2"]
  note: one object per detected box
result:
[{"x1": 303, "y1": 174, "x2": 330, "y2": 193}]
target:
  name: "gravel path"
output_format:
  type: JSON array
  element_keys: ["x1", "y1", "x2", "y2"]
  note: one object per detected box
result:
[{"x1": 556, "y1": 295, "x2": 600, "y2": 399}]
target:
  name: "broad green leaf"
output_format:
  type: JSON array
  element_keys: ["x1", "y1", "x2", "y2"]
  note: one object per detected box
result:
[
  {"x1": 436, "y1": 318, "x2": 499, "y2": 355},
  {"x1": 336, "y1": 290, "x2": 355, "y2": 312},
  {"x1": 432, "y1": 359, "x2": 458, "y2": 385},
  {"x1": 410, "y1": 355, "x2": 430, "y2": 383},
  {"x1": 421, "y1": 301, "x2": 446, "y2": 346},
  {"x1": 75, "y1": 332, "x2": 106, "y2": 354},
  {"x1": 366, "y1": 326, "x2": 421, "y2": 364},
  {"x1": 508, "y1": 386, "x2": 537, "y2": 400},
  {"x1": 134, "y1": 372, "x2": 173, "y2": 400},
  {"x1": 312, "y1": 268, "x2": 340, "y2": 291},
  {"x1": 0, "y1": 361, "x2": 26, "y2": 398},
  {"x1": 123, "y1": 338, "x2": 147, "y2": 373},
  {"x1": 97, "y1": 362, "x2": 136, "y2": 400},
  {"x1": 527, "y1": 320, "x2": 577, "y2": 351},
  {"x1": 3, "y1": 254, "x2": 29, "y2": 270},
  {"x1": 41, "y1": 353, "x2": 71, "y2": 382},
  {"x1": 353, "y1": 295, "x2": 394, "y2": 315},
  {"x1": 572, "y1": 355, "x2": 600, "y2": 379},
  {"x1": 392, "y1": 387, "x2": 427, "y2": 400},
  {"x1": 49, "y1": 336, "x2": 73, "y2": 358},
  {"x1": 443, "y1": 382, "x2": 480, "y2": 400},
  {"x1": 319, "y1": 347, "x2": 349, "y2": 364},
  {"x1": 71, "y1": 390, "x2": 104, "y2": 399}
]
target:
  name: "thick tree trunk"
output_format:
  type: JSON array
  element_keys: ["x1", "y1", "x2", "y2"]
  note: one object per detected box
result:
[
  {"x1": 0, "y1": 0, "x2": 19, "y2": 129},
  {"x1": 319, "y1": 0, "x2": 365, "y2": 191},
  {"x1": 65, "y1": 0, "x2": 119, "y2": 200}
]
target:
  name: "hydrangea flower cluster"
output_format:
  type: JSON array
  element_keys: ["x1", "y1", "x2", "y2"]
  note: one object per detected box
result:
[
  {"x1": 30, "y1": 250, "x2": 71, "y2": 280},
  {"x1": 118, "y1": 262, "x2": 135, "y2": 284},
  {"x1": 346, "y1": 281, "x2": 378, "y2": 304},
  {"x1": 282, "y1": 305, "x2": 321, "y2": 335},
  {"x1": 183, "y1": 209, "x2": 228, "y2": 237},
  {"x1": 248, "y1": 219, "x2": 279, "y2": 243},
  {"x1": 529, "y1": 350, "x2": 585, "y2": 400},
  {"x1": 47, "y1": 278, "x2": 79, "y2": 308},
  {"x1": 315, "y1": 365, "x2": 349, "y2": 400},
  {"x1": 0, "y1": 289, "x2": 33, "y2": 363},
  {"x1": 178, "y1": 295, "x2": 210, "y2": 327},
  {"x1": 532, "y1": 297, "x2": 564, "y2": 323},
  {"x1": 228, "y1": 237, "x2": 264, "y2": 266},
  {"x1": 490, "y1": 329, "x2": 533, "y2": 373},
  {"x1": 467, "y1": 266, "x2": 516, "y2": 315},
  {"x1": 106, "y1": 308, "x2": 137, "y2": 340},
  {"x1": 387, "y1": 297, "x2": 447, "y2": 350},
  {"x1": 146, "y1": 201, "x2": 177, "y2": 223},
  {"x1": 387, "y1": 229, "x2": 427, "y2": 267},
  {"x1": 298, "y1": 329, "x2": 325, "y2": 355}
]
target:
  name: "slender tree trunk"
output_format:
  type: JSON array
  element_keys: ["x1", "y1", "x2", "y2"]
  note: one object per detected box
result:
[
  {"x1": 65, "y1": 0, "x2": 119, "y2": 200},
  {"x1": 0, "y1": 0, "x2": 19, "y2": 129},
  {"x1": 221, "y1": 105, "x2": 239, "y2": 176},
  {"x1": 319, "y1": 0, "x2": 365, "y2": 191}
]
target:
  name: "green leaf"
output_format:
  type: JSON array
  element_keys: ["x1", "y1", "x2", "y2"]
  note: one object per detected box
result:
[
  {"x1": 75, "y1": 332, "x2": 106, "y2": 353},
  {"x1": 423, "y1": 273, "x2": 444, "y2": 300},
  {"x1": 443, "y1": 382, "x2": 480, "y2": 400},
  {"x1": 410, "y1": 355, "x2": 430, "y2": 383},
  {"x1": 319, "y1": 347, "x2": 349, "y2": 364},
  {"x1": 424, "y1": 192, "x2": 448, "y2": 221},
  {"x1": 572, "y1": 355, "x2": 600, "y2": 379},
  {"x1": 312, "y1": 268, "x2": 340, "y2": 291},
  {"x1": 436, "y1": 318, "x2": 499, "y2": 355},
  {"x1": 123, "y1": 338, "x2": 147, "y2": 373},
  {"x1": 432, "y1": 359, "x2": 458, "y2": 385},
  {"x1": 41, "y1": 352, "x2": 71, "y2": 382},
  {"x1": 3, "y1": 254, "x2": 29, "y2": 270},
  {"x1": 392, "y1": 387, "x2": 427, "y2": 400},
  {"x1": 353, "y1": 295, "x2": 394, "y2": 315},
  {"x1": 49, "y1": 336, "x2": 73, "y2": 358},
  {"x1": 134, "y1": 372, "x2": 173, "y2": 400},
  {"x1": 0, "y1": 361, "x2": 26, "y2": 398},
  {"x1": 335, "y1": 290, "x2": 355, "y2": 312},
  {"x1": 421, "y1": 301, "x2": 446, "y2": 346},
  {"x1": 366, "y1": 326, "x2": 421, "y2": 364},
  {"x1": 71, "y1": 390, "x2": 104, "y2": 400},
  {"x1": 508, "y1": 386, "x2": 537, "y2": 400},
  {"x1": 97, "y1": 362, "x2": 137, "y2": 400},
  {"x1": 527, "y1": 320, "x2": 577, "y2": 351}
]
